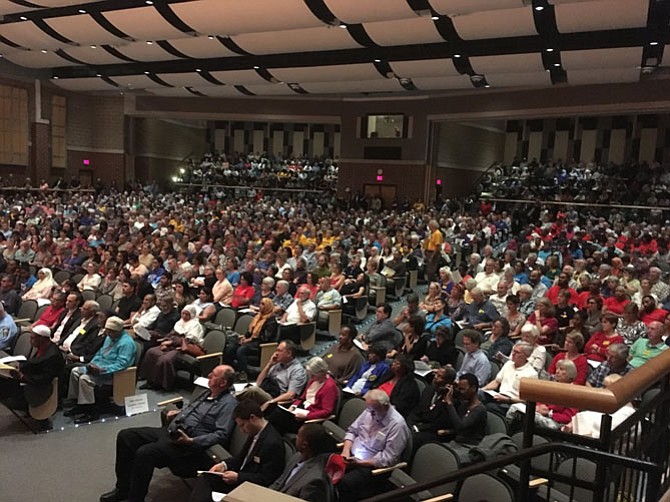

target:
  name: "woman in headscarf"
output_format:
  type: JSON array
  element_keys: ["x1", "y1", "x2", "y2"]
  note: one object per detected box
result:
[
  {"x1": 22, "y1": 267, "x2": 57, "y2": 301},
  {"x1": 224, "y1": 297, "x2": 278, "y2": 374},
  {"x1": 139, "y1": 304, "x2": 204, "y2": 391}
]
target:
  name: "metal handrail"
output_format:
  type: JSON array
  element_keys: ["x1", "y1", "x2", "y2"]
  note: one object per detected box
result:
[{"x1": 362, "y1": 442, "x2": 661, "y2": 502}]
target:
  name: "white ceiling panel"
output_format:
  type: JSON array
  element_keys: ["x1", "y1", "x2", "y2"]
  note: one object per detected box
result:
[
  {"x1": 390, "y1": 59, "x2": 460, "y2": 78},
  {"x1": 172, "y1": 0, "x2": 318, "y2": 36},
  {"x1": 0, "y1": 5, "x2": 38, "y2": 15},
  {"x1": 562, "y1": 47, "x2": 643, "y2": 70},
  {"x1": 412, "y1": 75, "x2": 473, "y2": 90},
  {"x1": 300, "y1": 79, "x2": 404, "y2": 94},
  {"x1": 430, "y1": 0, "x2": 525, "y2": 16},
  {"x1": 324, "y1": 0, "x2": 414, "y2": 24},
  {"x1": 486, "y1": 71, "x2": 553, "y2": 87},
  {"x1": 156, "y1": 73, "x2": 213, "y2": 87},
  {"x1": 364, "y1": 18, "x2": 444, "y2": 46},
  {"x1": 146, "y1": 87, "x2": 198, "y2": 97},
  {"x1": 271, "y1": 64, "x2": 382, "y2": 83},
  {"x1": 113, "y1": 41, "x2": 175, "y2": 62},
  {"x1": 209, "y1": 69, "x2": 270, "y2": 85},
  {"x1": 0, "y1": 21, "x2": 66, "y2": 51},
  {"x1": 45, "y1": 15, "x2": 127, "y2": 47},
  {"x1": 470, "y1": 53, "x2": 545, "y2": 74},
  {"x1": 109, "y1": 74, "x2": 160, "y2": 89},
  {"x1": 3, "y1": 49, "x2": 75, "y2": 68},
  {"x1": 555, "y1": 0, "x2": 648, "y2": 32},
  {"x1": 102, "y1": 6, "x2": 186, "y2": 41},
  {"x1": 195, "y1": 86, "x2": 251, "y2": 97},
  {"x1": 233, "y1": 26, "x2": 361, "y2": 55},
  {"x1": 245, "y1": 84, "x2": 299, "y2": 96},
  {"x1": 452, "y1": 8, "x2": 537, "y2": 40},
  {"x1": 568, "y1": 67, "x2": 640, "y2": 85},
  {"x1": 168, "y1": 37, "x2": 239, "y2": 58},
  {"x1": 36, "y1": 0, "x2": 106, "y2": 6},
  {"x1": 61, "y1": 46, "x2": 129, "y2": 65},
  {"x1": 52, "y1": 77, "x2": 119, "y2": 92},
  {"x1": 549, "y1": 0, "x2": 611, "y2": 3}
]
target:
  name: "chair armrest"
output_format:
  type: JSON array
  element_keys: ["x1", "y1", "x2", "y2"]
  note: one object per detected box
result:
[
  {"x1": 304, "y1": 414, "x2": 335, "y2": 424},
  {"x1": 372, "y1": 462, "x2": 407, "y2": 475},
  {"x1": 205, "y1": 444, "x2": 233, "y2": 463},
  {"x1": 437, "y1": 429, "x2": 450, "y2": 436},
  {"x1": 196, "y1": 352, "x2": 223, "y2": 361},
  {"x1": 157, "y1": 397, "x2": 185, "y2": 407},
  {"x1": 528, "y1": 478, "x2": 549, "y2": 488},
  {"x1": 422, "y1": 495, "x2": 454, "y2": 502}
]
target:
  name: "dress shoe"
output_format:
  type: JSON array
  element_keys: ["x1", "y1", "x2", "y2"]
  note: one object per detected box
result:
[
  {"x1": 63, "y1": 405, "x2": 83, "y2": 417},
  {"x1": 99, "y1": 488, "x2": 128, "y2": 502},
  {"x1": 74, "y1": 412, "x2": 100, "y2": 424}
]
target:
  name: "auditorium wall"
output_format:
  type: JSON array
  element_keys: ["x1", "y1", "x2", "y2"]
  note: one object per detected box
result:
[{"x1": 502, "y1": 114, "x2": 670, "y2": 166}]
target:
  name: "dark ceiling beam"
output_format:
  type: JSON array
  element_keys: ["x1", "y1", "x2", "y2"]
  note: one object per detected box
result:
[
  {"x1": 302, "y1": 0, "x2": 339, "y2": 26},
  {"x1": 154, "y1": 3, "x2": 198, "y2": 36},
  {"x1": 345, "y1": 24, "x2": 378, "y2": 48},
  {"x1": 0, "y1": 0, "x2": 193, "y2": 24},
  {"x1": 92, "y1": 12, "x2": 135, "y2": 41},
  {"x1": 50, "y1": 27, "x2": 653, "y2": 79}
]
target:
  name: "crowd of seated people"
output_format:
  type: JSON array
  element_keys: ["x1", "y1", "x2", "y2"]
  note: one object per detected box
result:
[
  {"x1": 0, "y1": 166, "x2": 666, "y2": 499},
  {"x1": 177, "y1": 151, "x2": 338, "y2": 191}
]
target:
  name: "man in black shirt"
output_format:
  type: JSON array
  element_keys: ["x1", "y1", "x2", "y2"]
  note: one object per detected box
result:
[{"x1": 115, "y1": 279, "x2": 141, "y2": 321}]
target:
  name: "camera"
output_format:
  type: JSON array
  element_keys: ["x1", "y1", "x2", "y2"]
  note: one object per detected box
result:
[{"x1": 169, "y1": 419, "x2": 186, "y2": 439}]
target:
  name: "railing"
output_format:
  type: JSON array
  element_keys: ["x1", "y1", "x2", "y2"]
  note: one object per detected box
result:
[
  {"x1": 363, "y1": 350, "x2": 670, "y2": 502},
  {"x1": 173, "y1": 182, "x2": 328, "y2": 194}
]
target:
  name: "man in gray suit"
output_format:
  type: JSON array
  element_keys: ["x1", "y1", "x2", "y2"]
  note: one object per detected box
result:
[{"x1": 269, "y1": 423, "x2": 335, "y2": 502}]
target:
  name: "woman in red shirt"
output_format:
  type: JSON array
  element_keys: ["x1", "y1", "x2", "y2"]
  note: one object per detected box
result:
[
  {"x1": 586, "y1": 312, "x2": 623, "y2": 362},
  {"x1": 231, "y1": 271, "x2": 255, "y2": 309},
  {"x1": 548, "y1": 331, "x2": 589, "y2": 385},
  {"x1": 526, "y1": 297, "x2": 558, "y2": 345}
]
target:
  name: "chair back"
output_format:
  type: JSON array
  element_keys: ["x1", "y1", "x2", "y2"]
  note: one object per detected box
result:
[
  {"x1": 16, "y1": 300, "x2": 38, "y2": 322},
  {"x1": 71, "y1": 273, "x2": 84, "y2": 284},
  {"x1": 414, "y1": 377, "x2": 427, "y2": 394},
  {"x1": 411, "y1": 443, "x2": 461, "y2": 496},
  {"x1": 338, "y1": 397, "x2": 367, "y2": 430},
  {"x1": 489, "y1": 359, "x2": 501, "y2": 381},
  {"x1": 34, "y1": 305, "x2": 49, "y2": 322},
  {"x1": 554, "y1": 458, "x2": 598, "y2": 502},
  {"x1": 458, "y1": 473, "x2": 515, "y2": 502},
  {"x1": 28, "y1": 377, "x2": 59, "y2": 421},
  {"x1": 486, "y1": 410, "x2": 510, "y2": 435},
  {"x1": 96, "y1": 294, "x2": 113, "y2": 311},
  {"x1": 259, "y1": 342, "x2": 278, "y2": 368},
  {"x1": 510, "y1": 432, "x2": 551, "y2": 472},
  {"x1": 299, "y1": 322, "x2": 316, "y2": 350},
  {"x1": 215, "y1": 308, "x2": 236, "y2": 330},
  {"x1": 455, "y1": 347, "x2": 465, "y2": 371},
  {"x1": 81, "y1": 290, "x2": 96, "y2": 302},
  {"x1": 228, "y1": 423, "x2": 248, "y2": 457},
  {"x1": 202, "y1": 330, "x2": 226, "y2": 355},
  {"x1": 53, "y1": 270, "x2": 71, "y2": 284},
  {"x1": 13, "y1": 331, "x2": 33, "y2": 358},
  {"x1": 354, "y1": 297, "x2": 368, "y2": 321},
  {"x1": 233, "y1": 314, "x2": 254, "y2": 336}
]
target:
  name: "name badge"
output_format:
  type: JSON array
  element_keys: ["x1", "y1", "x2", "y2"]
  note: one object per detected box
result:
[
  {"x1": 79, "y1": 328, "x2": 87, "y2": 334},
  {"x1": 253, "y1": 456, "x2": 261, "y2": 464}
]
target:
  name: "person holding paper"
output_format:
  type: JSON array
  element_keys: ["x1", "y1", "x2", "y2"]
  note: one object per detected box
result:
[
  {"x1": 267, "y1": 356, "x2": 338, "y2": 434},
  {"x1": 101, "y1": 365, "x2": 238, "y2": 502},
  {"x1": 187, "y1": 399, "x2": 285, "y2": 502},
  {"x1": 480, "y1": 342, "x2": 538, "y2": 414},
  {"x1": 0, "y1": 325, "x2": 64, "y2": 428}
]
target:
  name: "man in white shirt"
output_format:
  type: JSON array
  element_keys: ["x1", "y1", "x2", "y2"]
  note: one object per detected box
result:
[
  {"x1": 480, "y1": 341, "x2": 538, "y2": 414},
  {"x1": 315, "y1": 276, "x2": 341, "y2": 323},
  {"x1": 279, "y1": 287, "x2": 316, "y2": 345}
]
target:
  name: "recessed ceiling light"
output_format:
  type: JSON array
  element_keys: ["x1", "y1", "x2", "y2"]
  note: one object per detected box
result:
[
  {"x1": 431, "y1": 16, "x2": 439, "y2": 20},
  {"x1": 146, "y1": 0, "x2": 154, "y2": 4},
  {"x1": 545, "y1": 48, "x2": 554, "y2": 52},
  {"x1": 374, "y1": 59, "x2": 381, "y2": 63},
  {"x1": 196, "y1": 68, "x2": 202, "y2": 72},
  {"x1": 650, "y1": 41, "x2": 659, "y2": 46},
  {"x1": 78, "y1": 9, "x2": 86, "y2": 14},
  {"x1": 53, "y1": 76, "x2": 59, "y2": 79},
  {"x1": 535, "y1": 5, "x2": 544, "y2": 11},
  {"x1": 20, "y1": 16, "x2": 27, "y2": 21},
  {"x1": 96, "y1": 73, "x2": 102, "y2": 77},
  {"x1": 146, "y1": 41, "x2": 153, "y2": 45},
  {"x1": 553, "y1": 63, "x2": 560, "y2": 67},
  {"x1": 339, "y1": 23, "x2": 347, "y2": 28},
  {"x1": 144, "y1": 71, "x2": 150, "y2": 75},
  {"x1": 41, "y1": 49, "x2": 47, "y2": 53},
  {"x1": 90, "y1": 45, "x2": 96, "y2": 49},
  {"x1": 484, "y1": 84, "x2": 490, "y2": 88},
  {"x1": 253, "y1": 65, "x2": 259, "y2": 69},
  {"x1": 453, "y1": 54, "x2": 461, "y2": 58}
]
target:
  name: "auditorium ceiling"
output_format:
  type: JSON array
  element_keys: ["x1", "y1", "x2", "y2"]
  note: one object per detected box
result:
[{"x1": 0, "y1": 0, "x2": 667, "y2": 97}]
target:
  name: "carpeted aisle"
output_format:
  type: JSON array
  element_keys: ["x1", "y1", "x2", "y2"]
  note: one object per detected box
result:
[{"x1": 0, "y1": 406, "x2": 192, "y2": 502}]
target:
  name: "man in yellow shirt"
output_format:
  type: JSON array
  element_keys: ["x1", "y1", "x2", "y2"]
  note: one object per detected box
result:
[{"x1": 424, "y1": 220, "x2": 444, "y2": 282}]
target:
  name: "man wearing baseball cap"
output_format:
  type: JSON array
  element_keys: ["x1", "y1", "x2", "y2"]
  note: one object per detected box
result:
[
  {"x1": 0, "y1": 325, "x2": 64, "y2": 430},
  {"x1": 64, "y1": 316, "x2": 136, "y2": 423}
]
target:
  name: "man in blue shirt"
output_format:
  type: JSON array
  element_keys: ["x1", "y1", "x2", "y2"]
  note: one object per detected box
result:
[
  {"x1": 0, "y1": 302, "x2": 18, "y2": 352},
  {"x1": 65, "y1": 316, "x2": 136, "y2": 423}
]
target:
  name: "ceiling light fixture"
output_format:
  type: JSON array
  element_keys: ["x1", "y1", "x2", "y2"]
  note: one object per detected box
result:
[
  {"x1": 545, "y1": 48, "x2": 554, "y2": 52},
  {"x1": 253, "y1": 65, "x2": 259, "y2": 69},
  {"x1": 484, "y1": 84, "x2": 490, "y2": 88},
  {"x1": 453, "y1": 54, "x2": 462, "y2": 58},
  {"x1": 374, "y1": 59, "x2": 381, "y2": 63},
  {"x1": 144, "y1": 71, "x2": 150, "y2": 74},
  {"x1": 20, "y1": 16, "x2": 27, "y2": 21},
  {"x1": 650, "y1": 41, "x2": 659, "y2": 46},
  {"x1": 535, "y1": 5, "x2": 544, "y2": 11},
  {"x1": 78, "y1": 9, "x2": 86, "y2": 14},
  {"x1": 53, "y1": 76, "x2": 58, "y2": 79},
  {"x1": 196, "y1": 68, "x2": 202, "y2": 72},
  {"x1": 208, "y1": 35, "x2": 214, "y2": 40},
  {"x1": 431, "y1": 16, "x2": 439, "y2": 20},
  {"x1": 553, "y1": 63, "x2": 560, "y2": 67},
  {"x1": 146, "y1": 41, "x2": 153, "y2": 45},
  {"x1": 339, "y1": 23, "x2": 347, "y2": 29},
  {"x1": 90, "y1": 45, "x2": 96, "y2": 49},
  {"x1": 96, "y1": 73, "x2": 102, "y2": 77},
  {"x1": 146, "y1": 0, "x2": 154, "y2": 4},
  {"x1": 41, "y1": 49, "x2": 47, "y2": 53}
]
